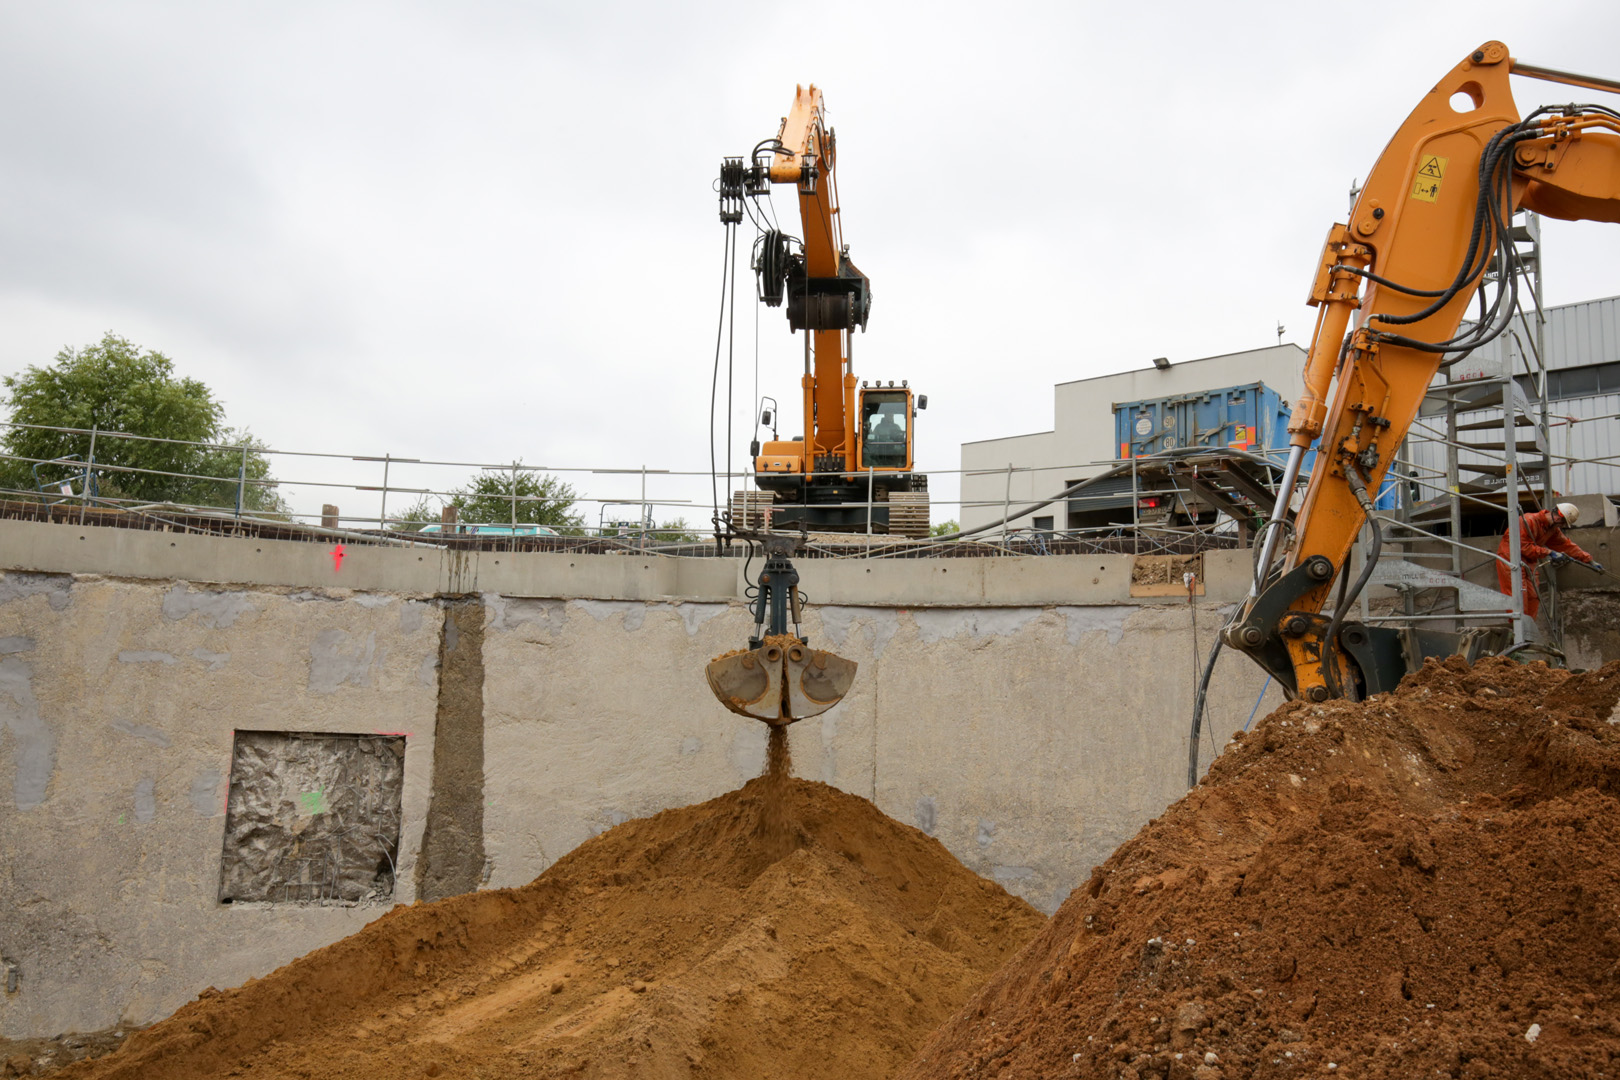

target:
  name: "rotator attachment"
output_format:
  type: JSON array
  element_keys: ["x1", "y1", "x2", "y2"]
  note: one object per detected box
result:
[{"x1": 704, "y1": 532, "x2": 857, "y2": 725}]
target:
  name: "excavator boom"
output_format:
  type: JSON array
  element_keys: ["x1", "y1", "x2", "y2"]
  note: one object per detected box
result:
[{"x1": 1229, "y1": 42, "x2": 1620, "y2": 701}]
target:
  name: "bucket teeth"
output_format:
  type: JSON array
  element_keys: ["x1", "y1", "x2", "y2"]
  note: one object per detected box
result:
[{"x1": 705, "y1": 642, "x2": 857, "y2": 725}]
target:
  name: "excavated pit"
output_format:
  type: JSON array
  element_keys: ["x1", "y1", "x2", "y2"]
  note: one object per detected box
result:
[
  {"x1": 49, "y1": 725, "x2": 1042, "y2": 1080},
  {"x1": 30, "y1": 655, "x2": 1620, "y2": 1080},
  {"x1": 904, "y1": 656, "x2": 1620, "y2": 1080}
]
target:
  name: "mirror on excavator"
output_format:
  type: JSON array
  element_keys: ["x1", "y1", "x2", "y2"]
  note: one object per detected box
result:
[{"x1": 704, "y1": 530, "x2": 857, "y2": 725}]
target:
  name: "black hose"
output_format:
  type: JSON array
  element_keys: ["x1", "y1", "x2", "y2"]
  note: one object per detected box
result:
[
  {"x1": 1322, "y1": 466, "x2": 1384, "y2": 700},
  {"x1": 1186, "y1": 632, "x2": 1225, "y2": 789}
]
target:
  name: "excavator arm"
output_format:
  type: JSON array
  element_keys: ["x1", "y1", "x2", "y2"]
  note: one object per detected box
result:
[
  {"x1": 755, "y1": 86, "x2": 869, "y2": 473},
  {"x1": 1227, "y1": 42, "x2": 1620, "y2": 701}
]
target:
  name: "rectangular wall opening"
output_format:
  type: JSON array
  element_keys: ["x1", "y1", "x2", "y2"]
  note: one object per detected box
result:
[{"x1": 218, "y1": 731, "x2": 406, "y2": 905}]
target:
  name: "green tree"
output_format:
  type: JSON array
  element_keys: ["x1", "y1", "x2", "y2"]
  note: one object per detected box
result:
[
  {"x1": 450, "y1": 469, "x2": 582, "y2": 530},
  {"x1": 930, "y1": 519, "x2": 959, "y2": 537},
  {"x1": 651, "y1": 516, "x2": 700, "y2": 542},
  {"x1": 389, "y1": 496, "x2": 440, "y2": 533},
  {"x1": 0, "y1": 333, "x2": 286, "y2": 513},
  {"x1": 179, "y1": 429, "x2": 291, "y2": 515}
]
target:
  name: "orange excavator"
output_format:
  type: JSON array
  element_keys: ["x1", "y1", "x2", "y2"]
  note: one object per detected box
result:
[
  {"x1": 1224, "y1": 42, "x2": 1620, "y2": 703},
  {"x1": 717, "y1": 85, "x2": 930, "y2": 539},
  {"x1": 706, "y1": 85, "x2": 926, "y2": 726}
]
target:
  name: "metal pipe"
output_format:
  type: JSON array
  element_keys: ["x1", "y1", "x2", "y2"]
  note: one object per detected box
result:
[
  {"x1": 1002, "y1": 462, "x2": 1013, "y2": 542},
  {"x1": 236, "y1": 442, "x2": 249, "y2": 519},
  {"x1": 379, "y1": 453, "x2": 391, "y2": 530},
  {"x1": 1510, "y1": 59, "x2": 1620, "y2": 97},
  {"x1": 1505, "y1": 411, "x2": 1527, "y2": 646},
  {"x1": 1249, "y1": 443, "x2": 1305, "y2": 597},
  {"x1": 80, "y1": 425, "x2": 97, "y2": 527},
  {"x1": 866, "y1": 466, "x2": 874, "y2": 536}
]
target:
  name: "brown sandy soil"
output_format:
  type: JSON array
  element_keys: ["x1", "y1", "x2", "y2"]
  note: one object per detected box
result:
[
  {"x1": 59, "y1": 734, "x2": 1042, "y2": 1080},
  {"x1": 902, "y1": 656, "x2": 1620, "y2": 1080}
]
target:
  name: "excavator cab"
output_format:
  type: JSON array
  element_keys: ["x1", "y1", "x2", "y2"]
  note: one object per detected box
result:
[
  {"x1": 704, "y1": 532, "x2": 858, "y2": 725},
  {"x1": 859, "y1": 389, "x2": 912, "y2": 470}
]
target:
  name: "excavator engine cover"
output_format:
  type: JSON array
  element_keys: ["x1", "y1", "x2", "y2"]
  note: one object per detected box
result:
[{"x1": 705, "y1": 640, "x2": 857, "y2": 726}]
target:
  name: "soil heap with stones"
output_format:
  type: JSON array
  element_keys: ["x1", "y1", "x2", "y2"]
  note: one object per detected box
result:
[
  {"x1": 904, "y1": 656, "x2": 1620, "y2": 1080},
  {"x1": 60, "y1": 733, "x2": 1042, "y2": 1080}
]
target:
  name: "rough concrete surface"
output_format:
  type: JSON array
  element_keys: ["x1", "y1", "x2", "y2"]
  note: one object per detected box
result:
[
  {"x1": 1562, "y1": 587, "x2": 1620, "y2": 671},
  {"x1": 414, "y1": 598, "x2": 485, "y2": 902},
  {"x1": 217, "y1": 731, "x2": 406, "y2": 904}
]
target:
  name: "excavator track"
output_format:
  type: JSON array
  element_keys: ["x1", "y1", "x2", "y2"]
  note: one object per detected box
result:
[{"x1": 887, "y1": 485, "x2": 930, "y2": 539}]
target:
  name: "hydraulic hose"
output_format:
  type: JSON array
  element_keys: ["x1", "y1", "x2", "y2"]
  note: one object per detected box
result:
[
  {"x1": 1321, "y1": 465, "x2": 1383, "y2": 700},
  {"x1": 1186, "y1": 632, "x2": 1225, "y2": 789}
]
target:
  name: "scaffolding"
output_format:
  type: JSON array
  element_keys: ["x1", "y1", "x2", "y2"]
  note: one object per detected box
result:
[{"x1": 1368, "y1": 211, "x2": 1555, "y2": 649}]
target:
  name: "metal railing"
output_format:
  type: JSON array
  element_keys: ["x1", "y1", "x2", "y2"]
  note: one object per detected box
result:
[{"x1": 0, "y1": 417, "x2": 1611, "y2": 569}]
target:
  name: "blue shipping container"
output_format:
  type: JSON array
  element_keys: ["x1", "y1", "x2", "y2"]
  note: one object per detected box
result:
[
  {"x1": 1114, "y1": 382, "x2": 1397, "y2": 510},
  {"x1": 1114, "y1": 382, "x2": 1290, "y2": 459}
]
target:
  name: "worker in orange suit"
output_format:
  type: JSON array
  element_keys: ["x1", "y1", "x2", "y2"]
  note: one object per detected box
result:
[{"x1": 1497, "y1": 502, "x2": 1602, "y2": 619}]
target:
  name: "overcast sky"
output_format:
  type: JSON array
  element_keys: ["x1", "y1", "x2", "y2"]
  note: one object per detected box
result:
[{"x1": 4, "y1": 1, "x2": 1619, "y2": 529}]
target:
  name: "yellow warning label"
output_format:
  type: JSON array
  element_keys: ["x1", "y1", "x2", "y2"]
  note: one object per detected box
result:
[{"x1": 1410, "y1": 155, "x2": 1448, "y2": 203}]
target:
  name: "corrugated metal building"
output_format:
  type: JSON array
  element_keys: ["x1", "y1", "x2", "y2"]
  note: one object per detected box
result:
[{"x1": 1408, "y1": 293, "x2": 1620, "y2": 499}]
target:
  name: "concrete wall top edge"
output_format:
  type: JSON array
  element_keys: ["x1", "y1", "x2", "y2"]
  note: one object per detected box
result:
[{"x1": 0, "y1": 519, "x2": 1256, "y2": 607}]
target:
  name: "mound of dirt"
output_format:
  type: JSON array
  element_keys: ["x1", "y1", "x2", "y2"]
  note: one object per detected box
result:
[
  {"x1": 63, "y1": 735, "x2": 1042, "y2": 1080},
  {"x1": 904, "y1": 657, "x2": 1620, "y2": 1080}
]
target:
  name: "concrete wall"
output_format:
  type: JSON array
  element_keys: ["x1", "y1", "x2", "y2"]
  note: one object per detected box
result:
[
  {"x1": 960, "y1": 345, "x2": 1306, "y2": 531},
  {"x1": 0, "y1": 522, "x2": 1276, "y2": 1038},
  {"x1": 0, "y1": 574, "x2": 441, "y2": 1037}
]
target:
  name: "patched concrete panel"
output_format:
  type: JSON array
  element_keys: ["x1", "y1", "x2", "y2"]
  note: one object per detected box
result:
[
  {"x1": 191, "y1": 649, "x2": 230, "y2": 670},
  {"x1": 189, "y1": 770, "x2": 223, "y2": 816},
  {"x1": 308, "y1": 629, "x2": 380, "y2": 694},
  {"x1": 111, "y1": 718, "x2": 170, "y2": 747},
  {"x1": 0, "y1": 572, "x2": 70, "y2": 611},
  {"x1": 0, "y1": 656, "x2": 52, "y2": 810},
  {"x1": 911, "y1": 607, "x2": 1044, "y2": 644},
  {"x1": 161, "y1": 583, "x2": 254, "y2": 628},
  {"x1": 1059, "y1": 605, "x2": 1138, "y2": 645}
]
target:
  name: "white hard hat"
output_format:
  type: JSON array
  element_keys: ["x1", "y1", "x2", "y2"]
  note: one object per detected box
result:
[{"x1": 1556, "y1": 502, "x2": 1580, "y2": 527}]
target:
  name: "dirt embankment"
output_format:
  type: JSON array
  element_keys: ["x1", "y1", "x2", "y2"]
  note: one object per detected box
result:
[
  {"x1": 904, "y1": 657, "x2": 1620, "y2": 1080},
  {"x1": 59, "y1": 727, "x2": 1042, "y2": 1080}
]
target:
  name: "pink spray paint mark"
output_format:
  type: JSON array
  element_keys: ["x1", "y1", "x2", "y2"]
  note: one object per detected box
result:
[{"x1": 332, "y1": 543, "x2": 346, "y2": 572}]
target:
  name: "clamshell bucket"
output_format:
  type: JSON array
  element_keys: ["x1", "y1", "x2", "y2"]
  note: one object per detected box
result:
[{"x1": 706, "y1": 640, "x2": 858, "y2": 726}]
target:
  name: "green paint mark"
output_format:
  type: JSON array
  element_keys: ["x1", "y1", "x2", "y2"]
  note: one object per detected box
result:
[{"x1": 298, "y1": 789, "x2": 328, "y2": 815}]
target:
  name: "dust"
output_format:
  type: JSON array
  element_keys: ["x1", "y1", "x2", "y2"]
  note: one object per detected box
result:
[
  {"x1": 904, "y1": 656, "x2": 1620, "y2": 1080},
  {"x1": 59, "y1": 756, "x2": 1042, "y2": 1080}
]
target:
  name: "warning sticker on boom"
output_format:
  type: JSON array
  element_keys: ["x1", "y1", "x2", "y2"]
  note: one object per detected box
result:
[{"x1": 1410, "y1": 155, "x2": 1448, "y2": 203}]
